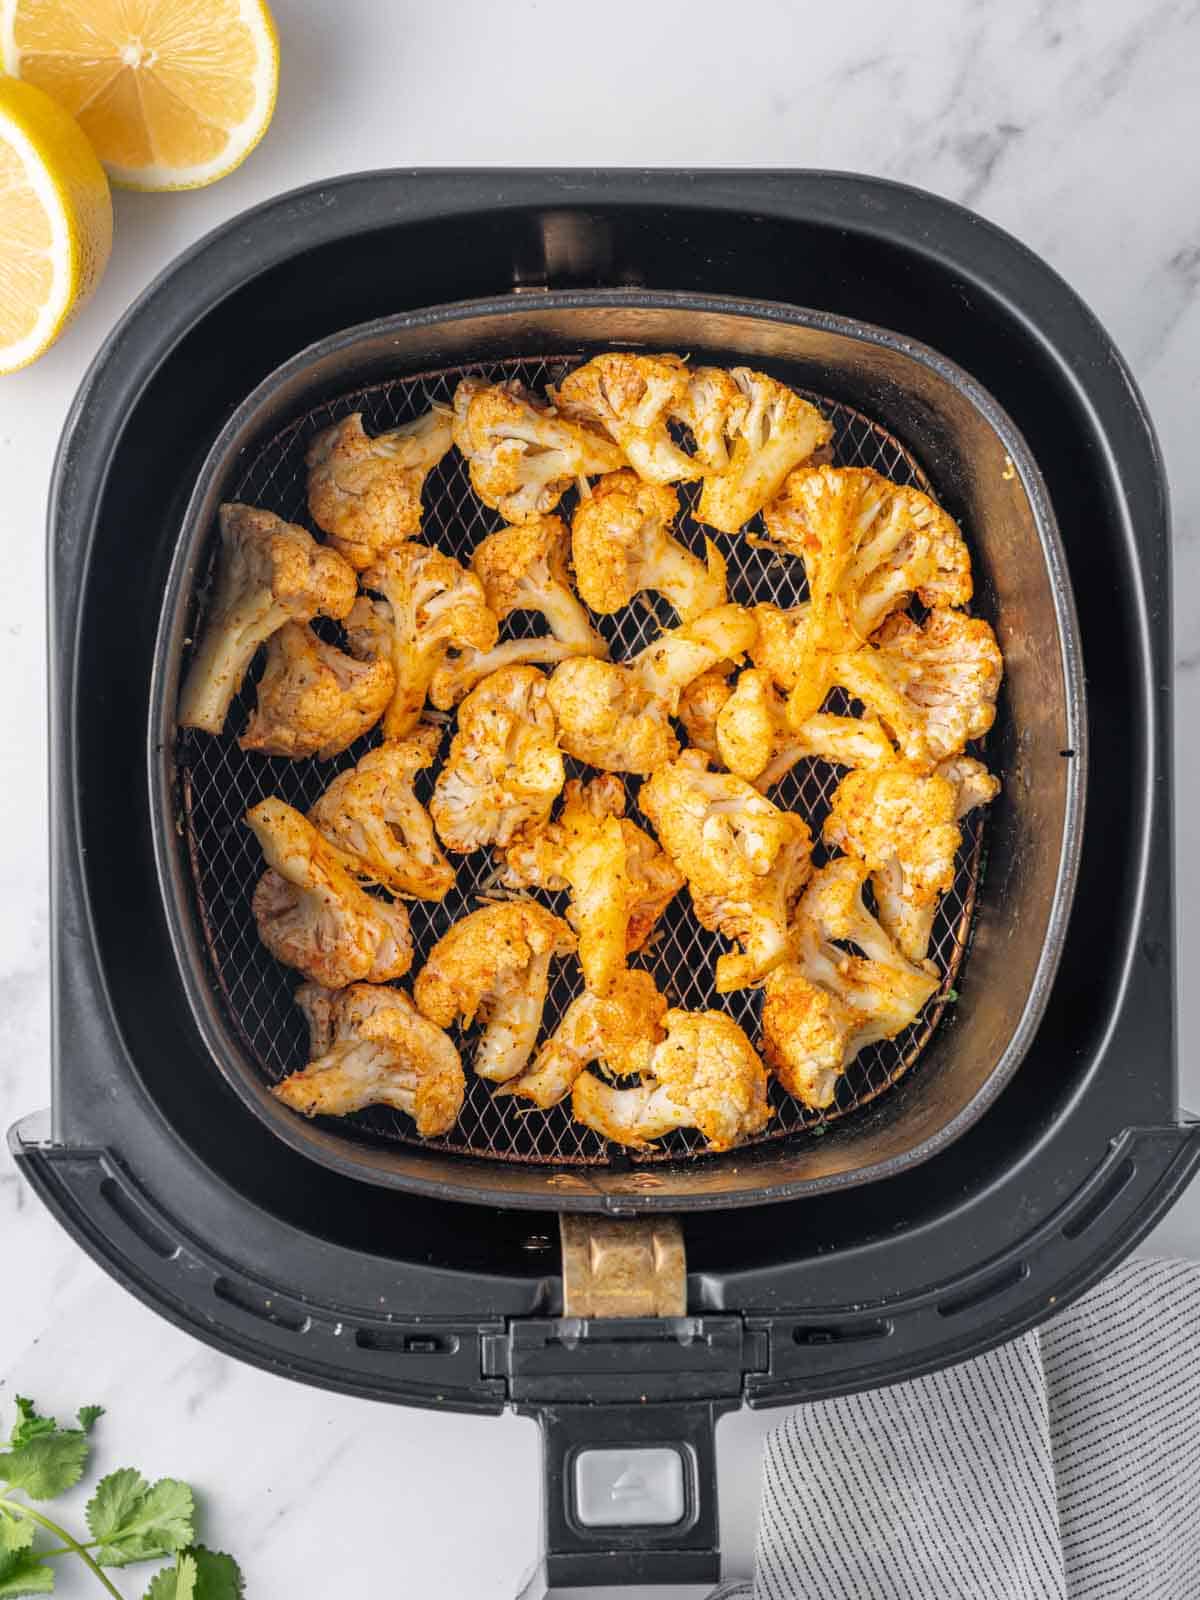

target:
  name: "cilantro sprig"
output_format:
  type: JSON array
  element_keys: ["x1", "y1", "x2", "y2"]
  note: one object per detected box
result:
[{"x1": 0, "y1": 1399, "x2": 242, "y2": 1599}]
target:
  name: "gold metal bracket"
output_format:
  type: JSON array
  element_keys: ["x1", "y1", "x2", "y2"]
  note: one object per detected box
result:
[{"x1": 559, "y1": 1215, "x2": 686, "y2": 1318}]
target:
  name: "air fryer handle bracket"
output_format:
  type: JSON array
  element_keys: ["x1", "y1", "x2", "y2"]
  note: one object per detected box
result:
[
  {"x1": 492, "y1": 1308, "x2": 761, "y2": 1595},
  {"x1": 519, "y1": 1397, "x2": 736, "y2": 1596}
]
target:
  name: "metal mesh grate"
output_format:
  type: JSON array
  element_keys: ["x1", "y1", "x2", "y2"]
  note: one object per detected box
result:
[{"x1": 177, "y1": 355, "x2": 986, "y2": 1166}]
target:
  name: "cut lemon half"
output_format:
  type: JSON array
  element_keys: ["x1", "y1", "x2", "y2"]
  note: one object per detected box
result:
[
  {"x1": 0, "y1": 76, "x2": 111, "y2": 373},
  {"x1": 1, "y1": 0, "x2": 279, "y2": 191}
]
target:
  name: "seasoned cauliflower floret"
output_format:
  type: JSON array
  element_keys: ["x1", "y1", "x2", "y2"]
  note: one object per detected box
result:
[
  {"x1": 572, "y1": 471, "x2": 726, "y2": 621},
  {"x1": 716, "y1": 667, "x2": 895, "y2": 787},
  {"x1": 308, "y1": 725, "x2": 454, "y2": 901},
  {"x1": 546, "y1": 657, "x2": 676, "y2": 775},
  {"x1": 572, "y1": 1008, "x2": 771, "y2": 1151},
  {"x1": 629, "y1": 602, "x2": 758, "y2": 713},
  {"x1": 764, "y1": 466, "x2": 972, "y2": 651},
  {"x1": 762, "y1": 858, "x2": 938, "y2": 1108},
  {"x1": 824, "y1": 759, "x2": 1000, "y2": 963},
  {"x1": 353, "y1": 544, "x2": 499, "y2": 738},
  {"x1": 178, "y1": 503, "x2": 357, "y2": 735},
  {"x1": 545, "y1": 603, "x2": 757, "y2": 774},
  {"x1": 239, "y1": 621, "x2": 395, "y2": 760},
  {"x1": 273, "y1": 982, "x2": 464, "y2": 1136},
  {"x1": 500, "y1": 775, "x2": 683, "y2": 992},
  {"x1": 749, "y1": 602, "x2": 812, "y2": 692},
  {"x1": 498, "y1": 969, "x2": 668, "y2": 1108},
  {"x1": 824, "y1": 766, "x2": 960, "y2": 964},
  {"x1": 936, "y1": 754, "x2": 1002, "y2": 819},
  {"x1": 414, "y1": 901, "x2": 576, "y2": 1084},
  {"x1": 760, "y1": 968, "x2": 873, "y2": 1113},
  {"x1": 640, "y1": 750, "x2": 812, "y2": 991},
  {"x1": 305, "y1": 409, "x2": 453, "y2": 569},
  {"x1": 431, "y1": 664, "x2": 564, "y2": 851},
  {"x1": 677, "y1": 666, "x2": 735, "y2": 760},
  {"x1": 451, "y1": 378, "x2": 623, "y2": 522},
  {"x1": 674, "y1": 366, "x2": 745, "y2": 472},
  {"x1": 246, "y1": 798, "x2": 412, "y2": 988},
  {"x1": 818, "y1": 609, "x2": 1003, "y2": 769},
  {"x1": 471, "y1": 514, "x2": 608, "y2": 657},
  {"x1": 695, "y1": 370, "x2": 832, "y2": 535},
  {"x1": 553, "y1": 352, "x2": 702, "y2": 483},
  {"x1": 429, "y1": 635, "x2": 580, "y2": 709}
]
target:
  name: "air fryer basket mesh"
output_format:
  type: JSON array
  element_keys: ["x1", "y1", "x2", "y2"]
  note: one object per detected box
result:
[{"x1": 177, "y1": 355, "x2": 985, "y2": 1165}]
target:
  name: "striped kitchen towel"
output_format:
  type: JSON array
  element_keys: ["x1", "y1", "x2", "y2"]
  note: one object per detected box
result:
[{"x1": 737, "y1": 1257, "x2": 1200, "y2": 1600}]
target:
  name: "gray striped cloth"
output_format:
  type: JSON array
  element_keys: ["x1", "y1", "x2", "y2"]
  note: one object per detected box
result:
[{"x1": 725, "y1": 1257, "x2": 1200, "y2": 1600}]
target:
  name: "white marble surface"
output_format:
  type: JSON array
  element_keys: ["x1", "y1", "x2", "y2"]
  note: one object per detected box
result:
[{"x1": 1, "y1": 0, "x2": 1198, "y2": 1593}]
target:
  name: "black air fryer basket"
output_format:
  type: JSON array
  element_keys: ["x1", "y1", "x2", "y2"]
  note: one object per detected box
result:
[{"x1": 13, "y1": 171, "x2": 1197, "y2": 1595}]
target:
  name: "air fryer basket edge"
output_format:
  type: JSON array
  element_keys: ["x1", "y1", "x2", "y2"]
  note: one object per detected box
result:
[{"x1": 148, "y1": 289, "x2": 1086, "y2": 1212}]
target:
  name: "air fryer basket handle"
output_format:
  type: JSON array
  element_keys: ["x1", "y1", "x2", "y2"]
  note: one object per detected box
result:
[{"x1": 526, "y1": 1398, "x2": 735, "y2": 1595}]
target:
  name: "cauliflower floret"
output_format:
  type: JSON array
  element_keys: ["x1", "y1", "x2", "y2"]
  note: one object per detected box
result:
[
  {"x1": 695, "y1": 370, "x2": 832, "y2": 535},
  {"x1": 431, "y1": 664, "x2": 564, "y2": 851},
  {"x1": 716, "y1": 668, "x2": 894, "y2": 787},
  {"x1": 630, "y1": 602, "x2": 758, "y2": 713},
  {"x1": 640, "y1": 750, "x2": 812, "y2": 991},
  {"x1": 497, "y1": 969, "x2": 668, "y2": 1108},
  {"x1": 471, "y1": 513, "x2": 607, "y2": 657},
  {"x1": 749, "y1": 603, "x2": 812, "y2": 691},
  {"x1": 819, "y1": 609, "x2": 1003, "y2": 769},
  {"x1": 764, "y1": 713, "x2": 897, "y2": 785},
  {"x1": 429, "y1": 635, "x2": 580, "y2": 709},
  {"x1": 237, "y1": 621, "x2": 394, "y2": 760},
  {"x1": 936, "y1": 753, "x2": 1002, "y2": 819},
  {"x1": 553, "y1": 352, "x2": 702, "y2": 483},
  {"x1": 572, "y1": 1008, "x2": 771, "y2": 1151},
  {"x1": 305, "y1": 409, "x2": 453, "y2": 569},
  {"x1": 354, "y1": 543, "x2": 499, "y2": 738},
  {"x1": 824, "y1": 757, "x2": 999, "y2": 963},
  {"x1": 414, "y1": 901, "x2": 576, "y2": 1084},
  {"x1": 451, "y1": 377, "x2": 623, "y2": 522},
  {"x1": 674, "y1": 366, "x2": 745, "y2": 472},
  {"x1": 546, "y1": 602, "x2": 756, "y2": 775},
  {"x1": 760, "y1": 968, "x2": 874, "y2": 1111},
  {"x1": 764, "y1": 465, "x2": 972, "y2": 649},
  {"x1": 500, "y1": 775, "x2": 683, "y2": 992},
  {"x1": 178, "y1": 503, "x2": 357, "y2": 735},
  {"x1": 571, "y1": 470, "x2": 726, "y2": 621},
  {"x1": 677, "y1": 666, "x2": 735, "y2": 759},
  {"x1": 308, "y1": 725, "x2": 454, "y2": 901},
  {"x1": 762, "y1": 858, "x2": 939, "y2": 1107},
  {"x1": 618, "y1": 798, "x2": 690, "y2": 953},
  {"x1": 273, "y1": 982, "x2": 464, "y2": 1136},
  {"x1": 824, "y1": 766, "x2": 961, "y2": 964},
  {"x1": 747, "y1": 600, "x2": 834, "y2": 724},
  {"x1": 546, "y1": 657, "x2": 677, "y2": 775},
  {"x1": 246, "y1": 798, "x2": 412, "y2": 987}
]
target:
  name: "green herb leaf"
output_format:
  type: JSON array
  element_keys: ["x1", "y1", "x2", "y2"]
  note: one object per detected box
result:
[
  {"x1": 89, "y1": 1472, "x2": 194, "y2": 1566},
  {"x1": 0, "y1": 1433, "x2": 89, "y2": 1501},
  {"x1": 144, "y1": 1552, "x2": 196, "y2": 1600},
  {"x1": 76, "y1": 1408, "x2": 104, "y2": 1436},
  {"x1": 190, "y1": 1549, "x2": 243, "y2": 1600},
  {"x1": 142, "y1": 1548, "x2": 242, "y2": 1600},
  {"x1": 0, "y1": 1515, "x2": 34, "y2": 1559},
  {"x1": 8, "y1": 1404, "x2": 56, "y2": 1452},
  {"x1": 0, "y1": 1549, "x2": 55, "y2": 1596}
]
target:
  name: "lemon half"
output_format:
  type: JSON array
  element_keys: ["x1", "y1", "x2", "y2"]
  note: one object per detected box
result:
[
  {"x1": 0, "y1": 76, "x2": 112, "y2": 374},
  {"x1": 2, "y1": 0, "x2": 279, "y2": 192}
]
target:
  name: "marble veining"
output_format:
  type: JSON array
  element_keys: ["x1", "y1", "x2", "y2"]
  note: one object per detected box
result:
[{"x1": 0, "y1": 0, "x2": 1196, "y2": 1591}]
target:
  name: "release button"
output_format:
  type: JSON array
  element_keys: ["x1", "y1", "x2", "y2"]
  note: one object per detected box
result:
[{"x1": 573, "y1": 1447, "x2": 686, "y2": 1528}]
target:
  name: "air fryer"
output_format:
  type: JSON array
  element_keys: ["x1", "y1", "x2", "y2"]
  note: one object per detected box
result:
[{"x1": 12, "y1": 171, "x2": 1195, "y2": 1595}]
